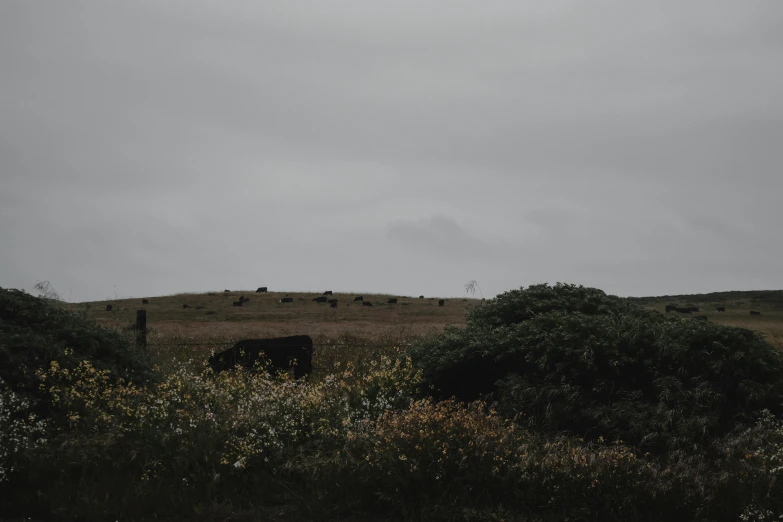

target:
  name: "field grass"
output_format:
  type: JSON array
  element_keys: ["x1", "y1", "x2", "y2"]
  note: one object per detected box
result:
[
  {"x1": 4, "y1": 286, "x2": 783, "y2": 521},
  {"x1": 629, "y1": 291, "x2": 783, "y2": 348},
  {"x1": 76, "y1": 289, "x2": 783, "y2": 351}
]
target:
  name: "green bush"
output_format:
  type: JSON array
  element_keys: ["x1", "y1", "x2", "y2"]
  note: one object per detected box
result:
[
  {"x1": 0, "y1": 287, "x2": 155, "y2": 421},
  {"x1": 410, "y1": 283, "x2": 783, "y2": 453}
]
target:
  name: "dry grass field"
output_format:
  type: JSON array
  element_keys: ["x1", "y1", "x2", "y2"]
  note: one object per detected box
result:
[
  {"x1": 629, "y1": 290, "x2": 783, "y2": 349},
  {"x1": 74, "y1": 288, "x2": 783, "y2": 357},
  {"x1": 72, "y1": 290, "x2": 481, "y2": 372}
]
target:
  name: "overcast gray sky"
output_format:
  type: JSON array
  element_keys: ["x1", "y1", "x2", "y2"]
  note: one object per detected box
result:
[{"x1": 1, "y1": 1, "x2": 781, "y2": 302}]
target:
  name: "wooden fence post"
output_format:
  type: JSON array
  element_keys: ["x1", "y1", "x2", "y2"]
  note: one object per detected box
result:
[{"x1": 136, "y1": 309, "x2": 147, "y2": 349}]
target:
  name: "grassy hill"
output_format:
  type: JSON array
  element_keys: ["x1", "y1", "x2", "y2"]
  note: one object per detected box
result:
[
  {"x1": 73, "y1": 288, "x2": 783, "y2": 350},
  {"x1": 628, "y1": 289, "x2": 783, "y2": 311},
  {"x1": 4, "y1": 284, "x2": 783, "y2": 521}
]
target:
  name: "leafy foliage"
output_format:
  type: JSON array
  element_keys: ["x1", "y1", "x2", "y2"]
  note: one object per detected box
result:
[
  {"x1": 0, "y1": 287, "x2": 155, "y2": 421},
  {"x1": 410, "y1": 283, "x2": 783, "y2": 453}
]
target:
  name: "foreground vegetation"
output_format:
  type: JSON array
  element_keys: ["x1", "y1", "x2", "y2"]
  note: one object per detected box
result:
[{"x1": 3, "y1": 285, "x2": 783, "y2": 521}]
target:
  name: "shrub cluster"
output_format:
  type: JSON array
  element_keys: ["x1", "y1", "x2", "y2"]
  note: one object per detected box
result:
[
  {"x1": 0, "y1": 287, "x2": 155, "y2": 422},
  {"x1": 5, "y1": 286, "x2": 783, "y2": 520},
  {"x1": 410, "y1": 283, "x2": 783, "y2": 453}
]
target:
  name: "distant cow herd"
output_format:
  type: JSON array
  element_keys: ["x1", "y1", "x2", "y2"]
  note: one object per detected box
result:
[
  {"x1": 665, "y1": 304, "x2": 762, "y2": 316},
  {"x1": 111, "y1": 289, "x2": 452, "y2": 315}
]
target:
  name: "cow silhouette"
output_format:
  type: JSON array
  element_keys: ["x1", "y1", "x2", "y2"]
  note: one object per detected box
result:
[
  {"x1": 330, "y1": 302, "x2": 338, "y2": 308},
  {"x1": 438, "y1": 299, "x2": 445, "y2": 306},
  {"x1": 751, "y1": 310, "x2": 762, "y2": 316},
  {"x1": 362, "y1": 301, "x2": 373, "y2": 307},
  {"x1": 105, "y1": 305, "x2": 113, "y2": 311},
  {"x1": 280, "y1": 297, "x2": 294, "y2": 303},
  {"x1": 142, "y1": 299, "x2": 149, "y2": 304},
  {"x1": 419, "y1": 295, "x2": 424, "y2": 299},
  {"x1": 256, "y1": 287, "x2": 268, "y2": 293},
  {"x1": 323, "y1": 290, "x2": 333, "y2": 296},
  {"x1": 313, "y1": 296, "x2": 328, "y2": 303},
  {"x1": 232, "y1": 301, "x2": 243, "y2": 307},
  {"x1": 353, "y1": 296, "x2": 364, "y2": 302},
  {"x1": 717, "y1": 307, "x2": 726, "y2": 312},
  {"x1": 183, "y1": 304, "x2": 190, "y2": 309},
  {"x1": 209, "y1": 335, "x2": 313, "y2": 378},
  {"x1": 387, "y1": 298, "x2": 398, "y2": 304}
]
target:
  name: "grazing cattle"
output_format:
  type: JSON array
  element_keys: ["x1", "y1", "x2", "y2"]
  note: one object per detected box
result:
[
  {"x1": 674, "y1": 307, "x2": 692, "y2": 314},
  {"x1": 323, "y1": 290, "x2": 333, "y2": 296},
  {"x1": 183, "y1": 304, "x2": 190, "y2": 309},
  {"x1": 232, "y1": 301, "x2": 242, "y2": 307},
  {"x1": 209, "y1": 335, "x2": 313, "y2": 379},
  {"x1": 328, "y1": 299, "x2": 338, "y2": 305},
  {"x1": 362, "y1": 301, "x2": 373, "y2": 307},
  {"x1": 387, "y1": 298, "x2": 398, "y2": 304},
  {"x1": 665, "y1": 305, "x2": 677, "y2": 313},
  {"x1": 353, "y1": 296, "x2": 364, "y2": 302},
  {"x1": 438, "y1": 299, "x2": 445, "y2": 306},
  {"x1": 329, "y1": 302, "x2": 338, "y2": 308},
  {"x1": 256, "y1": 287, "x2": 268, "y2": 293},
  {"x1": 142, "y1": 299, "x2": 149, "y2": 304},
  {"x1": 419, "y1": 295, "x2": 424, "y2": 299},
  {"x1": 224, "y1": 290, "x2": 231, "y2": 293},
  {"x1": 313, "y1": 296, "x2": 328, "y2": 303},
  {"x1": 280, "y1": 297, "x2": 294, "y2": 303},
  {"x1": 716, "y1": 307, "x2": 726, "y2": 312},
  {"x1": 105, "y1": 305, "x2": 113, "y2": 311},
  {"x1": 751, "y1": 310, "x2": 762, "y2": 316},
  {"x1": 241, "y1": 297, "x2": 249, "y2": 303}
]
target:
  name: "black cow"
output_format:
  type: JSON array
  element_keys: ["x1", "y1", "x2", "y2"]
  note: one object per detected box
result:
[
  {"x1": 354, "y1": 296, "x2": 364, "y2": 302},
  {"x1": 330, "y1": 302, "x2": 338, "y2": 308},
  {"x1": 665, "y1": 305, "x2": 676, "y2": 313},
  {"x1": 209, "y1": 335, "x2": 313, "y2": 379},
  {"x1": 232, "y1": 301, "x2": 242, "y2": 307},
  {"x1": 142, "y1": 299, "x2": 149, "y2": 304},
  {"x1": 387, "y1": 298, "x2": 398, "y2": 304},
  {"x1": 674, "y1": 307, "x2": 692, "y2": 314},
  {"x1": 280, "y1": 297, "x2": 294, "y2": 303},
  {"x1": 183, "y1": 304, "x2": 190, "y2": 309},
  {"x1": 313, "y1": 296, "x2": 328, "y2": 303},
  {"x1": 362, "y1": 301, "x2": 373, "y2": 307},
  {"x1": 419, "y1": 295, "x2": 424, "y2": 299},
  {"x1": 323, "y1": 291, "x2": 333, "y2": 296},
  {"x1": 256, "y1": 287, "x2": 268, "y2": 293},
  {"x1": 751, "y1": 310, "x2": 762, "y2": 316},
  {"x1": 717, "y1": 307, "x2": 726, "y2": 312},
  {"x1": 105, "y1": 304, "x2": 113, "y2": 311},
  {"x1": 328, "y1": 299, "x2": 338, "y2": 305},
  {"x1": 438, "y1": 299, "x2": 445, "y2": 306},
  {"x1": 224, "y1": 290, "x2": 231, "y2": 293},
  {"x1": 241, "y1": 297, "x2": 249, "y2": 303}
]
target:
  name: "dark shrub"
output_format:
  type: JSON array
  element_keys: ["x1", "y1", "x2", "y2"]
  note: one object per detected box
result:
[
  {"x1": 410, "y1": 283, "x2": 783, "y2": 453},
  {"x1": 0, "y1": 287, "x2": 155, "y2": 420}
]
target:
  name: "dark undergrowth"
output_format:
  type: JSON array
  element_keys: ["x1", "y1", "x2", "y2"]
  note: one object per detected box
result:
[{"x1": 2, "y1": 285, "x2": 783, "y2": 521}]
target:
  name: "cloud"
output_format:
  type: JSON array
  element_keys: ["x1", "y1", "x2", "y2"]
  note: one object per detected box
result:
[
  {"x1": 1, "y1": 1, "x2": 781, "y2": 301},
  {"x1": 386, "y1": 215, "x2": 492, "y2": 260}
]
